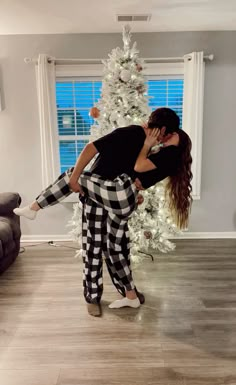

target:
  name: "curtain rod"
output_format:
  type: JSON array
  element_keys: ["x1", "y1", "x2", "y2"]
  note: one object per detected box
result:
[{"x1": 24, "y1": 54, "x2": 214, "y2": 65}]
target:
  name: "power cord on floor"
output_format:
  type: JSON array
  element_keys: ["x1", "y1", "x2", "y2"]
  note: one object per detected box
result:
[
  {"x1": 138, "y1": 250, "x2": 154, "y2": 261},
  {"x1": 19, "y1": 241, "x2": 79, "y2": 254}
]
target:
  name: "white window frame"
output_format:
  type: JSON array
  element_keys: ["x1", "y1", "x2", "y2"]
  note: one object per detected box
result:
[{"x1": 53, "y1": 62, "x2": 201, "y2": 202}]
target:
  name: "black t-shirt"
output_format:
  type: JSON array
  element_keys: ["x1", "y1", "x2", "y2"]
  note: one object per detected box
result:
[
  {"x1": 90, "y1": 125, "x2": 146, "y2": 179},
  {"x1": 133, "y1": 146, "x2": 181, "y2": 189},
  {"x1": 90, "y1": 124, "x2": 181, "y2": 189}
]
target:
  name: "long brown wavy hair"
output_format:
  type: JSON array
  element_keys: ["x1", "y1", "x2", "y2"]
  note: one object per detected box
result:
[
  {"x1": 148, "y1": 108, "x2": 193, "y2": 229},
  {"x1": 166, "y1": 128, "x2": 193, "y2": 229}
]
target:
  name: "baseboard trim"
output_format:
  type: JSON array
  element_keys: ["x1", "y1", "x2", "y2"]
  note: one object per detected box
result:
[
  {"x1": 21, "y1": 232, "x2": 236, "y2": 243},
  {"x1": 171, "y1": 232, "x2": 236, "y2": 239},
  {"x1": 21, "y1": 235, "x2": 74, "y2": 243}
]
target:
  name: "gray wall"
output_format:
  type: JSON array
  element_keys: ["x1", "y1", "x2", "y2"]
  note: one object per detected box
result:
[{"x1": 0, "y1": 32, "x2": 235, "y2": 238}]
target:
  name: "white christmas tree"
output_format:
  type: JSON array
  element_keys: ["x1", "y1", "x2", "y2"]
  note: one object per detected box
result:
[
  {"x1": 90, "y1": 25, "x2": 150, "y2": 140},
  {"x1": 68, "y1": 25, "x2": 180, "y2": 261}
]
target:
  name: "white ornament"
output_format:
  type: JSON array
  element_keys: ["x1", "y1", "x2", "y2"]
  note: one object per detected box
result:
[{"x1": 120, "y1": 69, "x2": 131, "y2": 82}]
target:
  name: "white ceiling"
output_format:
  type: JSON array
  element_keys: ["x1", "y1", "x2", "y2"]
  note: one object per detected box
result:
[{"x1": 0, "y1": 0, "x2": 236, "y2": 34}]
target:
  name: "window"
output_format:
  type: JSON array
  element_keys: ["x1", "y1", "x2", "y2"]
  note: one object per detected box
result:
[
  {"x1": 36, "y1": 56, "x2": 203, "y2": 201},
  {"x1": 54, "y1": 62, "x2": 196, "y2": 201}
]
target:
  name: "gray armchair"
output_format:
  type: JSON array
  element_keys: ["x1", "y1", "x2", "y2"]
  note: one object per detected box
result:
[{"x1": 0, "y1": 193, "x2": 21, "y2": 274}]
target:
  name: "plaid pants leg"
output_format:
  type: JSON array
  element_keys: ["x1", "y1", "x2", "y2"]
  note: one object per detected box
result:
[
  {"x1": 105, "y1": 212, "x2": 135, "y2": 292},
  {"x1": 36, "y1": 167, "x2": 74, "y2": 208},
  {"x1": 82, "y1": 197, "x2": 107, "y2": 304},
  {"x1": 104, "y1": 223, "x2": 131, "y2": 297}
]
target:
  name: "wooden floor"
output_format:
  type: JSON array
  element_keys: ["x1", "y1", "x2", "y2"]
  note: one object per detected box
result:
[{"x1": 1, "y1": 239, "x2": 236, "y2": 385}]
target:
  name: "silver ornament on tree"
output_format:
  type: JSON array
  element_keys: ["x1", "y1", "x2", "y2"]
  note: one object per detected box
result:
[{"x1": 120, "y1": 69, "x2": 131, "y2": 82}]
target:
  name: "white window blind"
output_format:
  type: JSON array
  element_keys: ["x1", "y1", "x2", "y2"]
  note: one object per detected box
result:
[
  {"x1": 147, "y1": 77, "x2": 184, "y2": 126},
  {"x1": 56, "y1": 79, "x2": 102, "y2": 173},
  {"x1": 55, "y1": 76, "x2": 184, "y2": 173}
]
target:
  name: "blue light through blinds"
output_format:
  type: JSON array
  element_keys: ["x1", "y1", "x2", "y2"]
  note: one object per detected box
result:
[
  {"x1": 147, "y1": 79, "x2": 184, "y2": 126},
  {"x1": 59, "y1": 140, "x2": 89, "y2": 173},
  {"x1": 56, "y1": 80, "x2": 102, "y2": 173},
  {"x1": 56, "y1": 78, "x2": 184, "y2": 172}
]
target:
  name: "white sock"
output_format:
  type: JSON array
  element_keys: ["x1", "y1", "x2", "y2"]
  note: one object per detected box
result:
[
  {"x1": 109, "y1": 297, "x2": 140, "y2": 309},
  {"x1": 13, "y1": 206, "x2": 37, "y2": 220}
]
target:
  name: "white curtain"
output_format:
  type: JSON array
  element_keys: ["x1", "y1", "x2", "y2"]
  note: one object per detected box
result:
[
  {"x1": 36, "y1": 54, "x2": 58, "y2": 188},
  {"x1": 182, "y1": 51, "x2": 205, "y2": 199}
]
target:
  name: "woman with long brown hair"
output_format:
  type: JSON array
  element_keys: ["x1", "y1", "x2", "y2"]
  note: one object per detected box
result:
[
  {"x1": 135, "y1": 107, "x2": 193, "y2": 230},
  {"x1": 14, "y1": 107, "x2": 192, "y2": 315}
]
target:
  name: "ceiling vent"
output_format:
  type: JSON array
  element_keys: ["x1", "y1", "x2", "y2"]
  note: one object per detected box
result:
[{"x1": 117, "y1": 14, "x2": 151, "y2": 22}]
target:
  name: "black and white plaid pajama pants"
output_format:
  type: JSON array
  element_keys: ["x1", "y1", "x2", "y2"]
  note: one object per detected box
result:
[{"x1": 36, "y1": 168, "x2": 138, "y2": 304}]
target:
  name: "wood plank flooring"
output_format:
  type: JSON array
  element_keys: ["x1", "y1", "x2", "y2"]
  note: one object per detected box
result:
[{"x1": 0, "y1": 239, "x2": 236, "y2": 384}]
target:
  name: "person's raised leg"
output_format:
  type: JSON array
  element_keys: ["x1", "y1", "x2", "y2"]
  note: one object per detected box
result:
[{"x1": 14, "y1": 167, "x2": 74, "y2": 220}]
